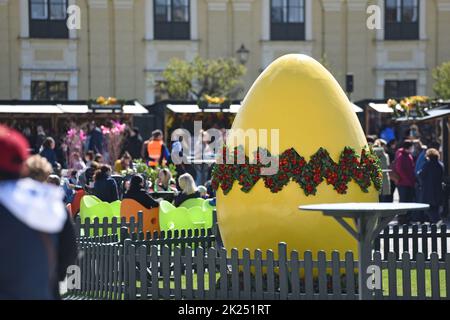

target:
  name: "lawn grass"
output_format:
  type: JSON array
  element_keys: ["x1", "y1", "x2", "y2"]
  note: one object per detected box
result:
[
  {"x1": 381, "y1": 269, "x2": 447, "y2": 298},
  {"x1": 155, "y1": 270, "x2": 448, "y2": 298},
  {"x1": 67, "y1": 270, "x2": 448, "y2": 299}
]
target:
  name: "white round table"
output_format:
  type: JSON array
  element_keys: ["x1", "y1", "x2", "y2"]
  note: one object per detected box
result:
[{"x1": 299, "y1": 202, "x2": 430, "y2": 300}]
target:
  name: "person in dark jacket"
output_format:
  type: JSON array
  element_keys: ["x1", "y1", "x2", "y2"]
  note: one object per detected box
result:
[
  {"x1": 121, "y1": 127, "x2": 143, "y2": 160},
  {"x1": 123, "y1": 174, "x2": 159, "y2": 209},
  {"x1": 88, "y1": 121, "x2": 104, "y2": 154},
  {"x1": 92, "y1": 165, "x2": 119, "y2": 203},
  {"x1": 418, "y1": 148, "x2": 444, "y2": 224},
  {"x1": 54, "y1": 138, "x2": 68, "y2": 169},
  {"x1": 34, "y1": 125, "x2": 46, "y2": 154},
  {"x1": 39, "y1": 137, "x2": 58, "y2": 167},
  {"x1": 0, "y1": 125, "x2": 77, "y2": 300},
  {"x1": 386, "y1": 139, "x2": 397, "y2": 202},
  {"x1": 78, "y1": 161, "x2": 99, "y2": 190},
  {"x1": 395, "y1": 140, "x2": 416, "y2": 224}
]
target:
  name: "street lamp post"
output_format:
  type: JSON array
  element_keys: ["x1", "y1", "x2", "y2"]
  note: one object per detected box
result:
[{"x1": 236, "y1": 44, "x2": 250, "y2": 65}]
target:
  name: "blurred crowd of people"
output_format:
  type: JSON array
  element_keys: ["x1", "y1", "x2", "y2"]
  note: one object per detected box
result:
[
  {"x1": 0, "y1": 123, "x2": 218, "y2": 299},
  {"x1": 16, "y1": 122, "x2": 217, "y2": 219},
  {"x1": 368, "y1": 135, "x2": 445, "y2": 225}
]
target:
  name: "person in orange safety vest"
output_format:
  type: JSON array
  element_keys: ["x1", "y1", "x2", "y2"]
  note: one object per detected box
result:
[{"x1": 142, "y1": 129, "x2": 170, "y2": 167}]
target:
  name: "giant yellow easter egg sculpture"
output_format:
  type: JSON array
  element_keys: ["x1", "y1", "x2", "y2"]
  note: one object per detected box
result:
[{"x1": 213, "y1": 54, "x2": 381, "y2": 260}]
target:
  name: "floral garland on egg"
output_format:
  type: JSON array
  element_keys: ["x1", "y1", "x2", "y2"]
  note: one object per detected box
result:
[{"x1": 211, "y1": 146, "x2": 383, "y2": 196}]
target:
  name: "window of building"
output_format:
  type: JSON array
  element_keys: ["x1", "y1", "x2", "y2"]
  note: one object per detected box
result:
[
  {"x1": 270, "y1": 0, "x2": 305, "y2": 41},
  {"x1": 29, "y1": 0, "x2": 68, "y2": 39},
  {"x1": 31, "y1": 81, "x2": 68, "y2": 101},
  {"x1": 384, "y1": 80, "x2": 417, "y2": 98},
  {"x1": 385, "y1": 0, "x2": 419, "y2": 40},
  {"x1": 154, "y1": 0, "x2": 190, "y2": 40}
]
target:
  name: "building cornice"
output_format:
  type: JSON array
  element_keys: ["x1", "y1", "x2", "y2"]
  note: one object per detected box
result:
[
  {"x1": 322, "y1": 0, "x2": 342, "y2": 12},
  {"x1": 88, "y1": 0, "x2": 107, "y2": 9},
  {"x1": 347, "y1": 0, "x2": 367, "y2": 11},
  {"x1": 437, "y1": 0, "x2": 450, "y2": 11},
  {"x1": 113, "y1": 0, "x2": 133, "y2": 9},
  {"x1": 231, "y1": 0, "x2": 253, "y2": 11},
  {"x1": 207, "y1": 0, "x2": 227, "y2": 11}
]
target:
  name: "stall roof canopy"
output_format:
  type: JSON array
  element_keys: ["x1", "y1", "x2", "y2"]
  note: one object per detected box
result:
[
  {"x1": 167, "y1": 103, "x2": 242, "y2": 113},
  {"x1": 364, "y1": 100, "x2": 450, "y2": 114},
  {"x1": 0, "y1": 104, "x2": 63, "y2": 114},
  {"x1": 365, "y1": 101, "x2": 450, "y2": 120},
  {"x1": 396, "y1": 107, "x2": 450, "y2": 122},
  {"x1": 352, "y1": 103, "x2": 363, "y2": 113},
  {"x1": 160, "y1": 101, "x2": 362, "y2": 113},
  {"x1": 0, "y1": 100, "x2": 148, "y2": 114},
  {"x1": 368, "y1": 103, "x2": 395, "y2": 113}
]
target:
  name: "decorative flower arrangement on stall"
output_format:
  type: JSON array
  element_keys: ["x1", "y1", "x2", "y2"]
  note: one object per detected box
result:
[
  {"x1": 88, "y1": 96, "x2": 125, "y2": 112},
  {"x1": 65, "y1": 127, "x2": 87, "y2": 168},
  {"x1": 211, "y1": 145, "x2": 382, "y2": 196},
  {"x1": 197, "y1": 94, "x2": 231, "y2": 109},
  {"x1": 101, "y1": 120, "x2": 127, "y2": 165},
  {"x1": 387, "y1": 96, "x2": 431, "y2": 119}
]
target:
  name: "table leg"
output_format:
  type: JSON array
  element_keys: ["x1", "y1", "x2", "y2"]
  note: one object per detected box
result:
[
  {"x1": 357, "y1": 214, "x2": 377, "y2": 300},
  {"x1": 358, "y1": 231, "x2": 372, "y2": 300}
]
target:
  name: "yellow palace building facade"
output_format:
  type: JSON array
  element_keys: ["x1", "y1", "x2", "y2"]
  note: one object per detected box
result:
[{"x1": 0, "y1": 0, "x2": 449, "y2": 104}]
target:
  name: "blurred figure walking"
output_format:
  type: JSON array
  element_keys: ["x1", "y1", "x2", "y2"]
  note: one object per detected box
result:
[
  {"x1": 0, "y1": 125, "x2": 77, "y2": 300},
  {"x1": 373, "y1": 139, "x2": 391, "y2": 202},
  {"x1": 418, "y1": 148, "x2": 444, "y2": 224},
  {"x1": 395, "y1": 140, "x2": 416, "y2": 225}
]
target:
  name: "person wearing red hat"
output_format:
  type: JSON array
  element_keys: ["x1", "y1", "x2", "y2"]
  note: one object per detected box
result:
[
  {"x1": 0, "y1": 125, "x2": 77, "y2": 300},
  {"x1": 0, "y1": 125, "x2": 30, "y2": 178}
]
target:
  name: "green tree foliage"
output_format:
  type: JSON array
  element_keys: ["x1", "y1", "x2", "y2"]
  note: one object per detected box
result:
[
  {"x1": 433, "y1": 61, "x2": 450, "y2": 99},
  {"x1": 161, "y1": 56, "x2": 246, "y2": 100}
]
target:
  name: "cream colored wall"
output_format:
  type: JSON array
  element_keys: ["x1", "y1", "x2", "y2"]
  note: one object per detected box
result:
[
  {"x1": 1, "y1": 0, "x2": 450, "y2": 103},
  {"x1": 0, "y1": 0, "x2": 21, "y2": 99},
  {"x1": 76, "y1": 0, "x2": 89, "y2": 99},
  {"x1": 0, "y1": 1, "x2": 12, "y2": 99}
]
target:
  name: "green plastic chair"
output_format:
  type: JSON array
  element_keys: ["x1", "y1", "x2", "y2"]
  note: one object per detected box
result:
[
  {"x1": 159, "y1": 206, "x2": 192, "y2": 232},
  {"x1": 110, "y1": 200, "x2": 121, "y2": 219},
  {"x1": 79, "y1": 196, "x2": 110, "y2": 236},
  {"x1": 79, "y1": 195, "x2": 101, "y2": 222},
  {"x1": 160, "y1": 200, "x2": 176, "y2": 215},
  {"x1": 79, "y1": 196, "x2": 120, "y2": 236},
  {"x1": 187, "y1": 206, "x2": 206, "y2": 230},
  {"x1": 79, "y1": 195, "x2": 101, "y2": 220},
  {"x1": 107, "y1": 200, "x2": 121, "y2": 234},
  {"x1": 202, "y1": 200, "x2": 214, "y2": 229},
  {"x1": 179, "y1": 198, "x2": 205, "y2": 209}
]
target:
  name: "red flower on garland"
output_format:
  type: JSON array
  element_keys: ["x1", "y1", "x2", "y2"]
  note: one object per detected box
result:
[{"x1": 210, "y1": 145, "x2": 383, "y2": 196}]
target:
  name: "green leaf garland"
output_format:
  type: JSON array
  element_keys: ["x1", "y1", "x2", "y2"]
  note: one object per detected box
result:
[{"x1": 211, "y1": 145, "x2": 383, "y2": 196}]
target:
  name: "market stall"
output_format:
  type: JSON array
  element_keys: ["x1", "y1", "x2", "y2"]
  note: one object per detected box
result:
[
  {"x1": 147, "y1": 100, "x2": 363, "y2": 143},
  {"x1": 0, "y1": 99, "x2": 148, "y2": 137}
]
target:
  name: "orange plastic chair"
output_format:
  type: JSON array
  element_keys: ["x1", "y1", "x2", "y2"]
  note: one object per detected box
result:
[
  {"x1": 70, "y1": 189, "x2": 85, "y2": 217},
  {"x1": 120, "y1": 198, "x2": 160, "y2": 234}
]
